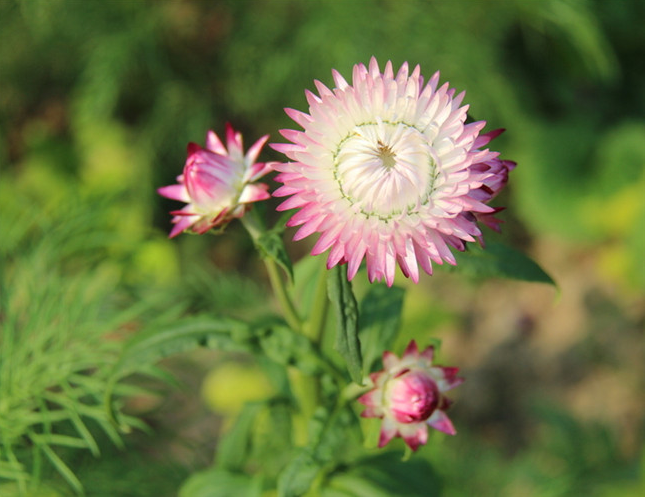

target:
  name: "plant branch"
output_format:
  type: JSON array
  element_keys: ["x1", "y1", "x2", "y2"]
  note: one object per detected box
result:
[{"x1": 263, "y1": 256, "x2": 302, "y2": 333}]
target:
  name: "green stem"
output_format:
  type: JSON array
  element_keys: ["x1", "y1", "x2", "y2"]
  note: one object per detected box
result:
[
  {"x1": 286, "y1": 265, "x2": 332, "y2": 443},
  {"x1": 341, "y1": 381, "x2": 372, "y2": 402},
  {"x1": 263, "y1": 256, "x2": 302, "y2": 332},
  {"x1": 287, "y1": 367, "x2": 318, "y2": 446},
  {"x1": 241, "y1": 215, "x2": 302, "y2": 333},
  {"x1": 241, "y1": 215, "x2": 349, "y2": 448}
]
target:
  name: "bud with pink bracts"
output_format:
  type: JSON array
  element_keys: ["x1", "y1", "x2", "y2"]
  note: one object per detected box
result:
[
  {"x1": 358, "y1": 340, "x2": 463, "y2": 451},
  {"x1": 158, "y1": 124, "x2": 274, "y2": 238}
]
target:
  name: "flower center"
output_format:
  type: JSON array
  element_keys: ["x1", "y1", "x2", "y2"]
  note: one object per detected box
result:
[
  {"x1": 377, "y1": 140, "x2": 397, "y2": 170},
  {"x1": 333, "y1": 121, "x2": 439, "y2": 221}
]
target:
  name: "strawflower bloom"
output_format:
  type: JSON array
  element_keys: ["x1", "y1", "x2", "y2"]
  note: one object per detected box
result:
[
  {"x1": 358, "y1": 340, "x2": 463, "y2": 451},
  {"x1": 272, "y1": 57, "x2": 515, "y2": 285},
  {"x1": 158, "y1": 125, "x2": 273, "y2": 238}
]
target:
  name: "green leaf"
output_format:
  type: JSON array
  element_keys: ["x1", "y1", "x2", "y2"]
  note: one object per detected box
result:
[
  {"x1": 322, "y1": 452, "x2": 442, "y2": 497},
  {"x1": 358, "y1": 283, "x2": 405, "y2": 374},
  {"x1": 60, "y1": 382, "x2": 101, "y2": 456},
  {"x1": 179, "y1": 468, "x2": 263, "y2": 497},
  {"x1": 105, "y1": 316, "x2": 255, "y2": 428},
  {"x1": 257, "y1": 324, "x2": 320, "y2": 375},
  {"x1": 29, "y1": 433, "x2": 90, "y2": 449},
  {"x1": 216, "y1": 401, "x2": 264, "y2": 471},
  {"x1": 327, "y1": 266, "x2": 363, "y2": 383},
  {"x1": 0, "y1": 461, "x2": 28, "y2": 481},
  {"x1": 289, "y1": 253, "x2": 324, "y2": 318},
  {"x1": 38, "y1": 443, "x2": 84, "y2": 495},
  {"x1": 277, "y1": 405, "x2": 354, "y2": 496},
  {"x1": 245, "y1": 208, "x2": 294, "y2": 282},
  {"x1": 109, "y1": 316, "x2": 254, "y2": 381},
  {"x1": 277, "y1": 449, "x2": 321, "y2": 497},
  {"x1": 450, "y1": 242, "x2": 556, "y2": 285},
  {"x1": 249, "y1": 400, "x2": 293, "y2": 476}
]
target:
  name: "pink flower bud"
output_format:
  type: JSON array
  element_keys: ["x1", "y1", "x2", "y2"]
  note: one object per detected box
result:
[
  {"x1": 388, "y1": 369, "x2": 440, "y2": 423},
  {"x1": 158, "y1": 124, "x2": 274, "y2": 238},
  {"x1": 358, "y1": 340, "x2": 463, "y2": 451}
]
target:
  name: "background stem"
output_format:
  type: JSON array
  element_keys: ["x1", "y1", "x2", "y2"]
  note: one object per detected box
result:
[{"x1": 263, "y1": 256, "x2": 302, "y2": 333}]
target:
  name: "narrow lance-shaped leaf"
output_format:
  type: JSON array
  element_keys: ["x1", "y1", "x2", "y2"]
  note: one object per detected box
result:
[
  {"x1": 327, "y1": 266, "x2": 362, "y2": 383},
  {"x1": 37, "y1": 442, "x2": 84, "y2": 495},
  {"x1": 0, "y1": 461, "x2": 29, "y2": 481},
  {"x1": 29, "y1": 433, "x2": 90, "y2": 450}
]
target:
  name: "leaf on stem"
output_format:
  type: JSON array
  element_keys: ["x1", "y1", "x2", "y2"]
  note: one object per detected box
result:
[
  {"x1": 245, "y1": 209, "x2": 294, "y2": 282},
  {"x1": 327, "y1": 266, "x2": 363, "y2": 383},
  {"x1": 255, "y1": 229, "x2": 294, "y2": 282}
]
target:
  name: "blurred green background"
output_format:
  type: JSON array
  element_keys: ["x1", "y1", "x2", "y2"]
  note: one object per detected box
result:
[{"x1": 1, "y1": 0, "x2": 643, "y2": 495}]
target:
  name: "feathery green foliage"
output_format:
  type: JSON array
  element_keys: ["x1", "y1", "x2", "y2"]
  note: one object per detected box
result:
[{"x1": 0, "y1": 186, "x2": 172, "y2": 494}]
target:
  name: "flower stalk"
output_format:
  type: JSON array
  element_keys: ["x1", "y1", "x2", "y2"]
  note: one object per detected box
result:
[{"x1": 263, "y1": 255, "x2": 302, "y2": 333}]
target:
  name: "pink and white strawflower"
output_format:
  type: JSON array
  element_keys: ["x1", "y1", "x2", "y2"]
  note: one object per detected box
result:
[
  {"x1": 158, "y1": 124, "x2": 273, "y2": 238},
  {"x1": 271, "y1": 57, "x2": 515, "y2": 286},
  {"x1": 358, "y1": 340, "x2": 463, "y2": 451}
]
